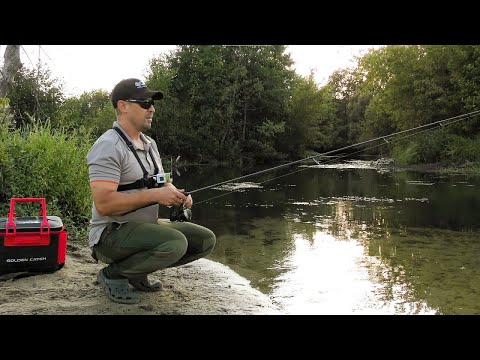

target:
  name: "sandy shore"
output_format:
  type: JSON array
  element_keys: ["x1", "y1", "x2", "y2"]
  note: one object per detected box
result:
[{"x1": 0, "y1": 242, "x2": 281, "y2": 315}]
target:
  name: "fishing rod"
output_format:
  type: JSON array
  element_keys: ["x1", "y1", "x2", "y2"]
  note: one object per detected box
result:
[
  {"x1": 168, "y1": 109, "x2": 480, "y2": 221},
  {"x1": 193, "y1": 111, "x2": 474, "y2": 206},
  {"x1": 124, "y1": 109, "x2": 480, "y2": 220},
  {"x1": 187, "y1": 109, "x2": 480, "y2": 195}
]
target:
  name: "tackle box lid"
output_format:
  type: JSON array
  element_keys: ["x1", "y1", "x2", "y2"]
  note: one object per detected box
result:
[{"x1": 0, "y1": 216, "x2": 64, "y2": 233}]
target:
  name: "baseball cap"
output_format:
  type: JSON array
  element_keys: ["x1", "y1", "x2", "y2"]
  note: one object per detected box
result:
[{"x1": 111, "y1": 78, "x2": 164, "y2": 108}]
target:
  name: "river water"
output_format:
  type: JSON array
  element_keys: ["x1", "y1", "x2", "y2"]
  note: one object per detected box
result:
[{"x1": 171, "y1": 161, "x2": 480, "y2": 314}]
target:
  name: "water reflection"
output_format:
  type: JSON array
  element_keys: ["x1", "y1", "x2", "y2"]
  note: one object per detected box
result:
[
  {"x1": 175, "y1": 163, "x2": 480, "y2": 314},
  {"x1": 270, "y1": 231, "x2": 435, "y2": 314}
]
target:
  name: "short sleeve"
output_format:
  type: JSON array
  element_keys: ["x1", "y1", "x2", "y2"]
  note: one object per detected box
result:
[{"x1": 86, "y1": 139, "x2": 123, "y2": 183}]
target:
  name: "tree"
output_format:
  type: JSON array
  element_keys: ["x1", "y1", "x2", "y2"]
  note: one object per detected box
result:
[
  {"x1": 57, "y1": 89, "x2": 113, "y2": 137},
  {"x1": 146, "y1": 45, "x2": 295, "y2": 163},
  {"x1": 4, "y1": 66, "x2": 64, "y2": 128},
  {"x1": 327, "y1": 66, "x2": 369, "y2": 149},
  {"x1": 0, "y1": 45, "x2": 22, "y2": 98},
  {"x1": 281, "y1": 73, "x2": 336, "y2": 157}
]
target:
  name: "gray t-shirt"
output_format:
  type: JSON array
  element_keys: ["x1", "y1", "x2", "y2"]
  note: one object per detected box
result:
[{"x1": 86, "y1": 121, "x2": 164, "y2": 247}]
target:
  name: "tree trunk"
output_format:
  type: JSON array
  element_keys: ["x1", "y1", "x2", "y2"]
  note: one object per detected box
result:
[
  {"x1": 242, "y1": 100, "x2": 247, "y2": 141},
  {"x1": 219, "y1": 74, "x2": 239, "y2": 148},
  {"x1": 0, "y1": 45, "x2": 22, "y2": 98}
]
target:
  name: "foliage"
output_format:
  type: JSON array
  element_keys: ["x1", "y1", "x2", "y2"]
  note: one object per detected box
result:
[
  {"x1": 0, "y1": 121, "x2": 93, "y2": 241},
  {"x1": 444, "y1": 133, "x2": 480, "y2": 163},
  {"x1": 145, "y1": 45, "x2": 295, "y2": 163},
  {"x1": 3, "y1": 67, "x2": 64, "y2": 128},
  {"x1": 143, "y1": 45, "x2": 480, "y2": 165},
  {"x1": 327, "y1": 66, "x2": 371, "y2": 149},
  {"x1": 391, "y1": 141, "x2": 421, "y2": 165},
  {"x1": 280, "y1": 73, "x2": 336, "y2": 157},
  {"x1": 322, "y1": 45, "x2": 480, "y2": 164},
  {"x1": 56, "y1": 90, "x2": 114, "y2": 137},
  {"x1": 391, "y1": 130, "x2": 453, "y2": 165},
  {"x1": 0, "y1": 97, "x2": 12, "y2": 123}
]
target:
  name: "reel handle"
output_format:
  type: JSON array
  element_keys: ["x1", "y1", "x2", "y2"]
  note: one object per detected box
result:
[{"x1": 169, "y1": 192, "x2": 192, "y2": 222}]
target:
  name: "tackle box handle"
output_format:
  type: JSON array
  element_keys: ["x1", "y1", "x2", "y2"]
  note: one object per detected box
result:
[{"x1": 5, "y1": 198, "x2": 51, "y2": 237}]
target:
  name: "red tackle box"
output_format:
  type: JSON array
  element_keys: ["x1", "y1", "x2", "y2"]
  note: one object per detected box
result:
[{"x1": 0, "y1": 198, "x2": 67, "y2": 274}]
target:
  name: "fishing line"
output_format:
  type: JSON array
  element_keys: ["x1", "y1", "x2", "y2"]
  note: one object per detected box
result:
[
  {"x1": 192, "y1": 110, "x2": 480, "y2": 206},
  {"x1": 188, "y1": 110, "x2": 480, "y2": 195}
]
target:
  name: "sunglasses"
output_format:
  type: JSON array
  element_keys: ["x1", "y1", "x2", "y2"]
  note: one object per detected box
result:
[{"x1": 125, "y1": 99, "x2": 155, "y2": 109}]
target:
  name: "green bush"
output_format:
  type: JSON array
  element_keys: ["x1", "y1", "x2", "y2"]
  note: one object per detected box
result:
[
  {"x1": 391, "y1": 129, "x2": 480, "y2": 166},
  {"x1": 416, "y1": 130, "x2": 449, "y2": 163},
  {"x1": 392, "y1": 130, "x2": 448, "y2": 164},
  {"x1": 445, "y1": 134, "x2": 480, "y2": 163},
  {"x1": 392, "y1": 141, "x2": 421, "y2": 165},
  {"x1": 56, "y1": 90, "x2": 115, "y2": 138},
  {"x1": 0, "y1": 121, "x2": 93, "y2": 241}
]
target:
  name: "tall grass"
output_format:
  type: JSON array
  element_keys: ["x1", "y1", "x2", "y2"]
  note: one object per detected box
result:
[
  {"x1": 0, "y1": 120, "x2": 94, "y2": 241},
  {"x1": 391, "y1": 129, "x2": 480, "y2": 167}
]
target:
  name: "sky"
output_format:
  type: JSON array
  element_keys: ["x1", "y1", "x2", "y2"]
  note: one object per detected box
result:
[{"x1": 0, "y1": 45, "x2": 383, "y2": 97}]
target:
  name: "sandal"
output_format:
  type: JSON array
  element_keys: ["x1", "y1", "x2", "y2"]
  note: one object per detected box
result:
[
  {"x1": 97, "y1": 269, "x2": 140, "y2": 304},
  {"x1": 128, "y1": 274, "x2": 163, "y2": 292}
]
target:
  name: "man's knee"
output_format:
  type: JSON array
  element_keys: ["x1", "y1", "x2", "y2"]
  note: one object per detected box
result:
[
  {"x1": 202, "y1": 229, "x2": 216, "y2": 254},
  {"x1": 160, "y1": 233, "x2": 188, "y2": 262},
  {"x1": 119, "y1": 235, "x2": 188, "y2": 275}
]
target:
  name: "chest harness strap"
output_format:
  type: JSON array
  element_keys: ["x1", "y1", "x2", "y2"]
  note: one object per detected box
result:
[{"x1": 113, "y1": 127, "x2": 160, "y2": 191}]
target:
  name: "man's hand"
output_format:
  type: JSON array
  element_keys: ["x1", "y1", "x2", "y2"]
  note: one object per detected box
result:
[
  {"x1": 156, "y1": 183, "x2": 188, "y2": 207},
  {"x1": 160, "y1": 183, "x2": 192, "y2": 208},
  {"x1": 184, "y1": 194, "x2": 193, "y2": 209}
]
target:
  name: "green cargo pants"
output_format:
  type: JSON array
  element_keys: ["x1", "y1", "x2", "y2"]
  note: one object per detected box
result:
[{"x1": 92, "y1": 220, "x2": 216, "y2": 279}]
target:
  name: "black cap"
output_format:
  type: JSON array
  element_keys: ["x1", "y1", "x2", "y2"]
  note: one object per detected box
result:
[{"x1": 111, "y1": 78, "x2": 163, "y2": 108}]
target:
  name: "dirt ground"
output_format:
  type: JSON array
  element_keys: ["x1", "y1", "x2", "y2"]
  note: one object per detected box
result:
[{"x1": 0, "y1": 242, "x2": 281, "y2": 315}]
